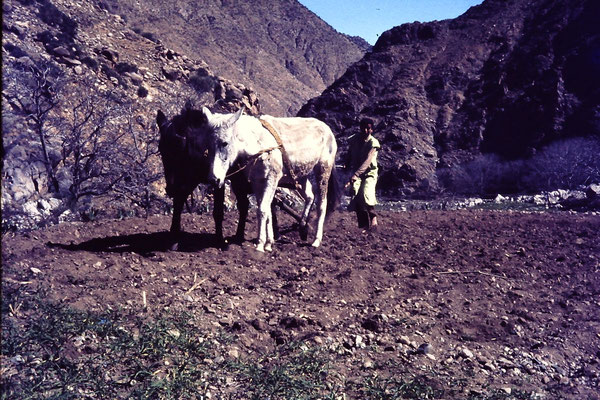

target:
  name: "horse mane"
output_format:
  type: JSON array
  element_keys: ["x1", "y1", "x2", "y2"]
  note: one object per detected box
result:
[
  {"x1": 161, "y1": 107, "x2": 210, "y2": 161},
  {"x1": 178, "y1": 107, "x2": 206, "y2": 129}
]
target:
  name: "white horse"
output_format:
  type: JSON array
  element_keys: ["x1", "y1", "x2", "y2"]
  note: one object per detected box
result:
[{"x1": 202, "y1": 107, "x2": 340, "y2": 252}]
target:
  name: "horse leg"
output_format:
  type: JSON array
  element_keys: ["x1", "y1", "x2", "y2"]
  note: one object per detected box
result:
[
  {"x1": 264, "y1": 205, "x2": 275, "y2": 252},
  {"x1": 231, "y1": 179, "x2": 249, "y2": 244},
  {"x1": 271, "y1": 201, "x2": 280, "y2": 240},
  {"x1": 255, "y1": 191, "x2": 268, "y2": 252},
  {"x1": 254, "y1": 177, "x2": 279, "y2": 252},
  {"x1": 298, "y1": 179, "x2": 314, "y2": 241},
  {"x1": 311, "y1": 168, "x2": 331, "y2": 248},
  {"x1": 169, "y1": 194, "x2": 185, "y2": 251},
  {"x1": 213, "y1": 185, "x2": 225, "y2": 245}
]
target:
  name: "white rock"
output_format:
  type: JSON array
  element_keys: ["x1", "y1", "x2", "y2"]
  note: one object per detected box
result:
[
  {"x1": 228, "y1": 348, "x2": 239, "y2": 359},
  {"x1": 460, "y1": 347, "x2": 474, "y2": 359}
]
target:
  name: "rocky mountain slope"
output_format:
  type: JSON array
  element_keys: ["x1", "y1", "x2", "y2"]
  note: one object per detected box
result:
[
  {"x1": 2, "y1": 0, "x2": 366, "y2": 228},
  {"x1": 99, "y1": 0, "x2": 369, "y2": 115},
  {"x1": 2, "y1": 0, "x2": 260, "y2": 228},
  {"x1": 3, "y1": 0, "x2": 598, "y2": 231},
  {"x1": 299, "y1": 0, "x2": 600, "y2": 196}
]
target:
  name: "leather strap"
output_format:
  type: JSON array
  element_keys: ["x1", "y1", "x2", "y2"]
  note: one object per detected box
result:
[{"x1": 260, "y1": 119, "x2": 302, "y2": 191}]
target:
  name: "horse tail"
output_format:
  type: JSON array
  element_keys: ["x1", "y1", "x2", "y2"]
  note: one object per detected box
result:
[{"x1": 326, "y1": 167, "x2": 342, "y2": 217}]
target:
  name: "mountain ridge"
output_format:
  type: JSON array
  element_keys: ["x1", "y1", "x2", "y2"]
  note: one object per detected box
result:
[
  {"x1": 99, "y1": 0, "x2": 369, "y2": 115},
  {"x1": 299, "y1": 0, "x2": 599, "y2": 196}
]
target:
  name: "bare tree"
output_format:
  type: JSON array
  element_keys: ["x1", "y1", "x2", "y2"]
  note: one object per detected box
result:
[
  {"x1": 111, "y1": 106, "x2": 164, "y2": 217},
  {"x1": 524, "y1": 137, "x2": 600, "y2": 191},
  {"x1": 5, "y1": 61, "x2": 174, "y2": 223},
  {"x1": 57, "y1": 89, "x2": 127, "y2": 202},
  {"x1": 12, "y1": 63, "x2": 63, "y2": 193}
]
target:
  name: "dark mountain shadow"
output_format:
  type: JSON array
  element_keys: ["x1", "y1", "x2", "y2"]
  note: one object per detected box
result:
[{"x1": 47, "y1": 231, "x2": 221, "y2": 256}]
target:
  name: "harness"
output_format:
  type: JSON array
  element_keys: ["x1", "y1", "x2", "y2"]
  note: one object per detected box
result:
[
  {"x1": 224, "y1": 144, "x2": 280, "y2": 178},
  {"x1": 259, "y1": 119, "x2": 302, "y2": 191},
  {"x1": 226, "y1": 118, "x2": 302, "y2": 192}
]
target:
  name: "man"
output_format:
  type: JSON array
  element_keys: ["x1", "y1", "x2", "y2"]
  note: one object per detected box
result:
[{"x1": 345, "y1": 117, "x2": 380, "y2": 230}]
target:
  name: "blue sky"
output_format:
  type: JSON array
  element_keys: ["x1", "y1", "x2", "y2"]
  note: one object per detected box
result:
[{"x1": 297, "y1": 0, "x2": 484, "y2": 45}]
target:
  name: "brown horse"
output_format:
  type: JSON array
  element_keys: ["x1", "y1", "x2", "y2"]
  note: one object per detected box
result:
[{"x1": 157, "y1": 106, "x2": 255, "y2": 249}]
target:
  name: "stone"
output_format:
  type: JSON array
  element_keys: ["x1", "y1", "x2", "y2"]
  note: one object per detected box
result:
[
  {"x1": 355, "y1": 335, "x2": 364, "y2": 348},
  {"x1": 162, "y1": 66, "x2": 182, "y2": 80},
  {"x1": 361, "y1": 314, "x2": 385, "y2": 332},
  {"x1": 587, "y1": 184, "x2": 600, "y2": 199},
  {"x1": 460, "y1": 347, "x2": 474, "y2": 359},
  {"x1": 417, "y1": 343, "x2": 432, "y2": 354},
  {"x1": 64, "y1": 57, "x2": 81, "y2": 66},
  {"x1": 250, "y1": 319, "x2": 268, "y2": 331},
  {"x1": 52, "y1": 46, "x2": 71, "y2": 57},
  {"x1": 228, "y1": 348, "x2": 239, "y2": 359},
  {"x1": 225, "y1": 85, "x2": 243, "y2": 100},
  {"x1": 398, "y1": 335, "x2": 411, "y2": 345},
  {"x1": 125, "y1": 72, "x2": 144, "y2": 85}
]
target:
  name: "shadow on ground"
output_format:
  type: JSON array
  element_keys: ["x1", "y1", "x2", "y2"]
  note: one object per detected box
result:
[{"x1": 47, "y1": 231, "x2": 221, "y2": 255}]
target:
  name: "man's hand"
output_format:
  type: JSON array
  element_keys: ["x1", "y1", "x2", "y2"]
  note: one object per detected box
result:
[{"x1": 345, "y1": 175, "x2": 357, "y2": 189}]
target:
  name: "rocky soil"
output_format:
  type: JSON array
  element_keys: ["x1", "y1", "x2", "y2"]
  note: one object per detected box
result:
[{"x1": 3, "y1": 208, "x2": 599, "y2": 398}]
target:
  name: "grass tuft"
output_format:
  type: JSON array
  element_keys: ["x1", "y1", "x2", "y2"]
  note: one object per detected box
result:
[{"x1": 2, "y1": 288, "x2": 535, "y2": 399}]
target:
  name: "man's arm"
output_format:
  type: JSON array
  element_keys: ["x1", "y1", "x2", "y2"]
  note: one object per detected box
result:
[{"x1": 345, "y1": 148, "x2": 377, "y2": 187}]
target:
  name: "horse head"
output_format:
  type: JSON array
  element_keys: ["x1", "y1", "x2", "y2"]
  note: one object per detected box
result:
[
  {"x1": 202, "y1": 107, "x2": 244, "y2": 188},
  {"x1": 156, "y1": 107, "x2": 210, "y2": 197}
]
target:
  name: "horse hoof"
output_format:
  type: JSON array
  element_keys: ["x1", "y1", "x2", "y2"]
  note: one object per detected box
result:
[
  {"x1": 299, "y1": 225, "x2": 309, "y2": 241},
  {"x1": 311, "y1": 239, "x2": 321, "y2": 248},
  {"x1": 232, "y1": 235, "x2": 245, "y2": 245},
  {"x1": 265, "y1": 243, "x2": 273, "y2": 252},
  {"x1": 255, "y1": 243, "x2": 265, "y2": 252}
]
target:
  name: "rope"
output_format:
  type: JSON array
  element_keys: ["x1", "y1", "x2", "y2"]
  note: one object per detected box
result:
[
  {"x1": 225, "y1": 145, "x2": 280, "y2": 179},
  {"x1": 259, "y1": 119, "x2": 302, "y2": 191}
]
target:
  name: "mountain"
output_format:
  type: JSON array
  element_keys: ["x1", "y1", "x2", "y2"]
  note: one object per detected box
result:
[
  {"x1": 1, "y1": 0, "x2": 367, "y2": 229},
  {"x1": 1, "y1": 0, "x2": 264, "y2": 227},
  {"x1": 98, "y1": 0, "x2": 369, "y2": 115},
  {"x1": 299, "y1": 0, "x2": 600, "y2": 196}
]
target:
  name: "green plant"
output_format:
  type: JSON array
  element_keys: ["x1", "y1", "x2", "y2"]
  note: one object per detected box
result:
[
  {"x1": 1, "y1": 295, "x2": 214, "y2": 400},
  {"x1": 229, "y1": 342, "x2": 339, "y2": 399},
  {"x1": 354, "y1": 374, "x2": 444, "y2": 400}
]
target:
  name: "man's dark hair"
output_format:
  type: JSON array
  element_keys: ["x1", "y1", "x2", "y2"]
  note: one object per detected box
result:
[{"x1": 359, "y1": 117, "x2": 374, "y2": 129}]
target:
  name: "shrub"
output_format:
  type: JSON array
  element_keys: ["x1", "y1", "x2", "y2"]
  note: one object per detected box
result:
[
  {"x1": 141, "y1": 31, "x2": 159, "y2": 44},
  {"x1": 37, "y1": 0, "x2": 78, "y2": 37},
  {"x1": 115, "y1": 62, "x2": 138, "y2": 74},
  {"x1": 522, "y1": 137, "x2": 600, "y2": 191},
  {"x1": 101, "y1": 63, "x2": 128, "y2": 87},
  {"x1": 137, "y1": 85, "x2": 148, "y2": 97},
  {"x1": 189, "y1": 73, "x2": 215, "y2": 94},
  {"x1": 438, "y1": 154, "x2": 525, "y2": 196},
  {"x1": 81, "y1": 56, "x2": 99, "y2": 70},
  {"x1": 438, "y1": 136, "x2": 600, "y2": 196}
]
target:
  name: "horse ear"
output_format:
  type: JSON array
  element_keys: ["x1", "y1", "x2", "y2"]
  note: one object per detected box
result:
[
  {"x1": 157, "y1": 110, "x2": 167, "y2": 128},
  {"x1": 226, "y1": 107, "x2": 244, "y2": 128},
  {"x1": 202, "y1": 106, "x2": 213, "y2": 122},
  {"x1": 184, "y1": 99, "x2": 194, "y2": 111}
]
